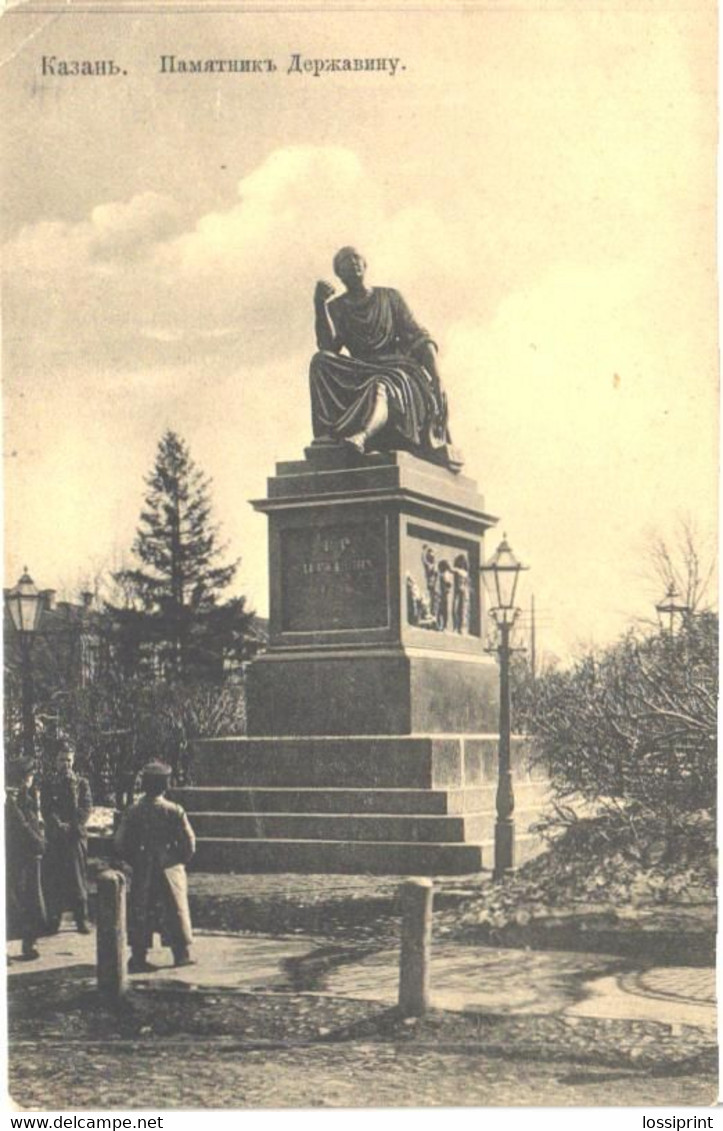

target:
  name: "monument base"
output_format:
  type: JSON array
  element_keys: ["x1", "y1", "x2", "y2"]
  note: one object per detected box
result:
[
  {"x1": 174, "y1": 733, "x2": 548, "y2": 875},
  {"x1": 176, "y1": 446, "x2": 549, "y2": 874},
  {"x1": 247, "y1": 648, "x2": 499, "y2": 736}
]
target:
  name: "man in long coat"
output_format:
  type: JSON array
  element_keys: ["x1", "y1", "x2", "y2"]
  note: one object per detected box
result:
[
  {"x1": 6, "y1": 758, "x2": 47, "y2": 960},
  {"x1": 41, "y1": 747, "x2": 92, "y2": 933},
  {"x1": 114, "y1": 761, "x2": 196, "y2": 973}
]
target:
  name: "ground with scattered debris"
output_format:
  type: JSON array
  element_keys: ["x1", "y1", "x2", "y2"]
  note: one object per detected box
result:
[
  {"x1": 183, "y1": 870, "x2": 715, "y2": 966},
  {"x1": 8, "y1": 963, "x2": 717, "y2": 1110},
  {"x1": 11, "y1": 1038, "x2": 716, "y2": 1111},
  {"x1": 8, "y1": 844, "x2": 716, "y2": 1112}
]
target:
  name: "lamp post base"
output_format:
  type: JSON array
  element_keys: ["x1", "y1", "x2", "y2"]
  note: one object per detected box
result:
[{"x1": 493, "y1": 818, "x2": 515, "y2": 880}]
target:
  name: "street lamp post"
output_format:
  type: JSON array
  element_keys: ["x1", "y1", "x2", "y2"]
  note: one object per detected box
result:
[
  {"x1": 481, "y1": 536, "x2": 528, "y2": 881},
  {"x1": 5, "y1": 568, "x2": 45, "y2": 763},
  {"x1": 655, "y1": 583, "x2": 689, "y2": 636}
]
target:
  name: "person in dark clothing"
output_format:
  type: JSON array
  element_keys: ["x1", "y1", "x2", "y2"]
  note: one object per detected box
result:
[
  {"x1": 6, "y1": 758, "x2": 47, "y2": 960},
  {"x1": 115, "y1": 761, "x2": 196, "y2": 974},
  {"x1": 41, "y1": 747, "x2": 92, "y2": 934}
]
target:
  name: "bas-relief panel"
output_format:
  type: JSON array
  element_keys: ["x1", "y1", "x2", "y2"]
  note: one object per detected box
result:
[{"x1": 405, "y1": 525, "x2": 480, "y2": 638}]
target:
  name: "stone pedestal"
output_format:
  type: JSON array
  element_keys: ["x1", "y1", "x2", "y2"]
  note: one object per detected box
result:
[
  {"x1": 246, "y1": 445, "x2": 499, "y2": 736},
  {"x1": 175, "y1": 445, "x2": 547, "y2": 874}
]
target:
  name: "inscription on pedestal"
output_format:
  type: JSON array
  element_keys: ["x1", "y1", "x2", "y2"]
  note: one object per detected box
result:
[{"x1": 281, "y1": 518, "x2": 389, "y2": 632}]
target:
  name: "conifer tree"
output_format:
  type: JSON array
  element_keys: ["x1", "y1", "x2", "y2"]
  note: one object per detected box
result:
[{"x1": 111, "y1": 431, "x2": 254, "y2": 677}]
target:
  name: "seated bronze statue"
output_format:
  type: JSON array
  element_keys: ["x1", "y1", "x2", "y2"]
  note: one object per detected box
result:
[{"x1": 309, "y1": 248, "x2": 460, "y2": 469}]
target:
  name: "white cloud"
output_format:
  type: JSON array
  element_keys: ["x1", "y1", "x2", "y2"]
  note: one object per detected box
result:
[
  {"x1": 4, "y1": 145, "x2": 465, "y2": 371},
  {"x1": 3, "y1": 137, "x2": 716, "y2": 655},
  {"x1": 174, "y1": 146, "x2": 379, "y2": 272},
  {"x1": 7, "y1": 191, "x2": 182, "y2": 270},
  {"x1": 88, "y1": 193, "x2": 184, "y2": 261}
]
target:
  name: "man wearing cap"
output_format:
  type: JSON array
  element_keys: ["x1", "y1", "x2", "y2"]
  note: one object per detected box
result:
[
  {"x1": 5, "y1": 759, "x2": 47, "y2": 960},
  {"x1": 41, "y1": 747, "x2": 92, "y2": 934},
  {"x1": 114, "y1": 761, "x2": 196, "y2": 974}
]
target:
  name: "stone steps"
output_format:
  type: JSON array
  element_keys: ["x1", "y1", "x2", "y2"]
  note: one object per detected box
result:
[
  {"x1": 188, "y1": 811, "x2": 487, "y2": 843},
  {"x1": 171, "y1": 786, "x2": 488, "y2": 815},
  {"x1": 193, "y1": 837, "x2": 485, "y2": 875},
  {"x1": 187, "y1": 734, "x2": 533, "y2": 790},
  {"x1": 173, "y1": 782, "x2": 547, "y2": 815},
  {"x1": 88, "y1": 827, "x2": 545, "y2": 873},
  {"x1": 189, "y1": 735, "x2": 475, "y2": 789},
  {"x1": 174, "y1": 734, "x2": 548, "y2": 876}
]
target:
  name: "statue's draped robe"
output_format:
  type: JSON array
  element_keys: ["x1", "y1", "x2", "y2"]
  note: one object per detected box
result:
[
  {"x1": 115, "y1": 796, "x2": 195, "y2": 953},
  {"x1": 310, "y1": 287, "x2": 448, "y2": 451},
  {"x1": 41, "y1": 772, "x2": 91, "y2": 927}
]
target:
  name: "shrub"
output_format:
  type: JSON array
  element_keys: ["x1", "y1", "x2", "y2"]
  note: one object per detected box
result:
[{"x1": 521, "y1": 612, "x2": 717, "y2": 848}]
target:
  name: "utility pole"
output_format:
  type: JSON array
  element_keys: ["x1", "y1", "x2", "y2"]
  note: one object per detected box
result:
[{"x1": 530, "y1": 593, "x2": 537, "y2": 684}]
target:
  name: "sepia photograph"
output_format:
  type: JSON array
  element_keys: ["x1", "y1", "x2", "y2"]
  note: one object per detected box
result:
[{"x1": 1, "y1": 0, "x2": 718, "y2": 1113}]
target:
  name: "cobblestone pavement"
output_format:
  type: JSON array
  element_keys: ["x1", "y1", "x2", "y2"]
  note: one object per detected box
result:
[
  {"x1": 7, "y1": 920, "x2": 717, "y2": 1111},
  {"x1": 7, "y1": 924, "x2": 717, "y2": 1031},
  {"x1": 324, "y1": 944, "x2": 615, "y2": 1013},
  {"x1": 325, "y1": 946, "x2": 717, "y2": 1032},
  {"x1": 564, "y1": 973, "x2": 715, "y2": 1031},
  {"x1": 633, "y1": 968, "x2": 716, "y2": 1003},
  {"x1": 7, "y1": 1039, "x2": 717, "y2": 1109},
  {"x1": 7, "y1": 927, "x2": 317, "y2": 992}
]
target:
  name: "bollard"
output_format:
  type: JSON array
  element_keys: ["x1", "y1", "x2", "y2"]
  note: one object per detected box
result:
[
  {"x1": 96, "y1": 869, "x2": 127, "y2": 1001},
  {"x1": 398, "y1": 878, "x2": 433, "y2": 1017}
]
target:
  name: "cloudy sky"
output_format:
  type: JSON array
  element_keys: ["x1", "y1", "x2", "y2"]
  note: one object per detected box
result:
[{"x1": 1, "y1": 0, "x2": 717, "y2": 659}]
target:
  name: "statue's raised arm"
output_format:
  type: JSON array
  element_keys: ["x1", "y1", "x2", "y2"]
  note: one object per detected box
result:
[
  {"x1": 314, "y1": 279, "x2": 338, "y2": 352},
  {"x1": 309, "y1": 247, "x2": 461, "y2": 471}
]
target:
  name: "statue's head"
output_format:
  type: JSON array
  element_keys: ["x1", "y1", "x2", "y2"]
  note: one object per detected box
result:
[{"x1": 333, "y1": 247, "x2": 366, "y2": 285}]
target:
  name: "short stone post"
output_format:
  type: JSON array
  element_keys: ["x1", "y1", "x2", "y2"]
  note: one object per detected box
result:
[
  {"x1": 96, "y1": 869, "x2": 127, "y2": 1001},
  {"x1": 398, "y1": 878, "x2": 433, "y2": 1017}
]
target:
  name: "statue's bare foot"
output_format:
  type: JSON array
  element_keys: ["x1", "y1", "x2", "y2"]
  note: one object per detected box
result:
[{"x1": 343, "y1": 433, "x2": 366, "y2": 454}]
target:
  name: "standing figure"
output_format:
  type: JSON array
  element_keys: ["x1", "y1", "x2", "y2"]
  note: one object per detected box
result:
[
  {"x1": 41, "y1": 747, "x2": 92, "y2": 934},
  {"x1": 115, "y1": 761, "x2": 196, "y2": 974},
  {"x1": 310, "y1": 248, "x2": 459, "y2": 467},
  {"x1": 452, "y1": 553, "x2": 471, "y2": 634},
  {"x1": 5, "y1": 759, "x2": 47, "y2": 960},
  {"x1": 406, "y1": 573, "x2": 437, "y2": 630},
  {"x1": 437, "y1": 559, "x2": 455, "y2": 631},
  {"x1": 422, "y1": 545, "x2": 440, "y2": 622},
  {"x1": 406, "y1": 573, "x2": 420, "y2": 626}
]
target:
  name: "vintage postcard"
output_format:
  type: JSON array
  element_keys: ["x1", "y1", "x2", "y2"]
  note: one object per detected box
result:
[{"x1": 1, "y1": 0, "x2": 718, "y2": 1115}]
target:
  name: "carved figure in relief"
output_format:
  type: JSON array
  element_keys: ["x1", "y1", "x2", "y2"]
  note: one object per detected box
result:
[
  {"x1": 452, "y1": 553, "x2": 470, "y2": 634},
  {"x1": 421, "y1": 545, "x2": 439, "y2": 621},
  {"x1": 310, "y1": 248, "x2": 460, "y2": 468},
  {"x1": 406, "y1": 573, "x2": 417, "y2": 624},
  {"x1": 409, "y1": 544, "x2": 473, "y2": 634},
  {"x1": 437, "y1": 559, "x2": 455, "y2": 630},
  {"x1": 406, "y1": 573, "x2": 436, "y2": 629}
]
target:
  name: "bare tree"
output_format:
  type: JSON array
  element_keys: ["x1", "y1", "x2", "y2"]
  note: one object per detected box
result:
[
  {"x1": 643, "y1": 517, "x2": 716, "y2": 615},
  {"x1": 527, "y1": 611, "x2": 717, "y2": 855}
]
